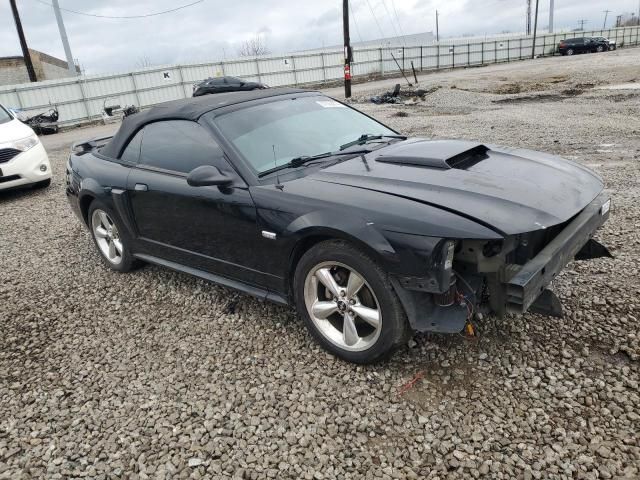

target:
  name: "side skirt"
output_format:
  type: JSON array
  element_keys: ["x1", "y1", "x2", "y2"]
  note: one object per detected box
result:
[{"x1": 134, "y1": 253, "x2": 289, "y2": 306}]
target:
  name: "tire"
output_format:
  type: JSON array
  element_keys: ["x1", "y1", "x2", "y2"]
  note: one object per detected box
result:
[
  {"x1": 87, "y1": 199, "x2": 138, "y2": 272},
  {"x1": 566, "y1": 49, "x2": 574, "y2": 56},
  {"x1": 33, "y1": 178, "x2": 51, "y2": 189},
  {"x1": 293, "y1": 239, "x2": 409, "y2": 364},
  {"x1": 596, "y1": 45, "x2": 604, "y2": 53}
]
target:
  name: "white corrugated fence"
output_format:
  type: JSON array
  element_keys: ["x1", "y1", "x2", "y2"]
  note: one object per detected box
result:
[{"x1": 1, "y1": 26, "x2": 638, "y2": 126}]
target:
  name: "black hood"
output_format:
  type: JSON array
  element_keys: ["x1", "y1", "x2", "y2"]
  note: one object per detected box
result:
[{"x1": 309, "y1": 139, "x2": 604, "y2": 235}]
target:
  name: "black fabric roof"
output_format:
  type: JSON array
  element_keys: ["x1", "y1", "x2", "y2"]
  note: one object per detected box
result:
[{"x1": 101, "y1": 87, "x2": 310, "y2": 158}]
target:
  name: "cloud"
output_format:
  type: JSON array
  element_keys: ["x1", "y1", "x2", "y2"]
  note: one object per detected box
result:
[{"x1": 1, "y1": 0, "x2": 637, "y2": 74}]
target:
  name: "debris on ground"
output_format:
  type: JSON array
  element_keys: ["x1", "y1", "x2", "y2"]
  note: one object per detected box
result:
[{"x1": 370, "y1": 83, "x2": 439, "y2": 104}]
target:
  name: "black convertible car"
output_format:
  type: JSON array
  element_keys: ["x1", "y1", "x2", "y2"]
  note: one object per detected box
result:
[{"x1": 66, "y1": 88, "x2": 611, "y2": 363}]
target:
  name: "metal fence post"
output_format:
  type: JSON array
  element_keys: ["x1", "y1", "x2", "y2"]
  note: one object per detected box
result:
[
  {"x1": 255, "y1": 58, "x2": 262, "y2": 83},
  {"x1": 130, "y1": 72, "x2": 142, "y2": 107},
  {"x1": 436, "y1": 44, "x2": 440, "y2": 70},
  {"x1": 220, "y1": 61, "x2": 226, "y2": 76},
  {"x1": 507, "y1": 39, "x2": 510, "y2": 62},
  {"x1": 291, "y1": 56, "x2": 298, "y2": 85},
  {"x1": 420, "y1": 46, "x2": 423, "y2": 71},
  {"x1": 380, "y1": 48, "x2": 384, "y2": 76},
  {"x1": 77, "y1": 78, "x2": 91, "y2": 120},
  {"x1": 467, "y1": 43, "x2": 470, "y2": 66},
  {"x1": 519, "y1": 38, "x2": 523, "y2": 59},
  {"x1": 481, "y1": 41, "x2": 484, "y2": 65},
  {"x1": 452, "y1": 44, "x2": 455, "y2": 69},
  {"x1": 13, "y1": 88, "x2": 23, "y2": 108},
  {"x1": 320, "y1": 52, "x2": 327, "y2": 82},
  {"x1": 176, "y1": 66, "x2": 187, "y2": 98},
  {"x1": 494, "y1": 40, "x2": 498, "y2": 64},
  {"x1": 402, "y1": 47, "x2": 405, "y2": 71}
]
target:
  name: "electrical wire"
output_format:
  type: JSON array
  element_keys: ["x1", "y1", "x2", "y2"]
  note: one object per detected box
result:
[
  {"x1": 349, "y1": 0, "x2": 365, "y2": 45},
  {"x1": 389, "y1": 0, "x2": 408, "y2": 47},
  {"x1": 33, "y1": 0, "x2": 205, "y2": 19},
  {"x1": 364, "y1": 0, "x2": 388, "y2": 44},
  {"x1": 380, "y1": 0, "x2": 404, "y2": 47}
]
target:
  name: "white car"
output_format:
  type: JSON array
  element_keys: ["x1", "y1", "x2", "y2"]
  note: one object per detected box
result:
[{"x1": 0, "y1": 103, "x2": 52, "y2": 191}]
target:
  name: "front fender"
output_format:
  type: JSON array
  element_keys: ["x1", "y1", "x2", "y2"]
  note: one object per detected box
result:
[{"x1": 285, "y1": 210, "x2": 397, "y2": 264}]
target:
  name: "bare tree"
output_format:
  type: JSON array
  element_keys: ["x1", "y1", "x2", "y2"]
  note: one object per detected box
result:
[
  {"x1": 135, "y1": 55, "x2": 154, "y2": 69},
  {"x1": 237, "y1": 35, "x2": 270, "y2": 57}
]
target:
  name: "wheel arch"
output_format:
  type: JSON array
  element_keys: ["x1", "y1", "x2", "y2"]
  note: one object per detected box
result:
[
  {"x1": 286, "y1": 227, "x2": 396, "y2": 299},
  {"x1": 79, "y1": 192, "x2": 97, "y2": 226}
]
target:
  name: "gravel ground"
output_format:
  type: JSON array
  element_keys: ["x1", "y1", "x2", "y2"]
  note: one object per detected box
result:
[{"x1": 1, "y1": 48, "x2": 639, "y2": 479}]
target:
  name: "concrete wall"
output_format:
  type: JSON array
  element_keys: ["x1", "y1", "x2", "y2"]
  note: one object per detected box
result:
[{"x1": 0, "y1": 49, "x2": 78, "y2": 86}]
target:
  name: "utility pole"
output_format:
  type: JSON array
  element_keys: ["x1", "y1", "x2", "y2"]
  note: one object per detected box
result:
[
  {"x1": 615, "y1": 15, "x2": 622, "y2": 28},
  {"x1": 531, "y1": 0, "x2": 539, "y2": 59},
  {"x1": 52, "y1": 0, "x2": 77, "y2": 75},
  {"x1": 435, "y1": 10, "x2": 439, "y2": 42},
  {"x1": 342, "y1": 0, "x2": 352, "y2": 98},
  {"x1": 9, "y1": 0, "x2": 37, "y2": 82},
  {"x1": 548, "y1": 0, "x2": 554, "y2": 33},
  {"x1": 577, "y1": 19, "x2": 587, "y2": 31},
  {"x1": 526, "y1": 0, "x2": 532, "y2": 35},
  {"x1": 602, "y1": 10, "x2": 611, "y2": 29}
]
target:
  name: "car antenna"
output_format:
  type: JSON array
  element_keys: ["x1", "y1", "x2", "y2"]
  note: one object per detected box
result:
[{"x1": 272, "y1": 144, "x2": 284, "y2": 190}]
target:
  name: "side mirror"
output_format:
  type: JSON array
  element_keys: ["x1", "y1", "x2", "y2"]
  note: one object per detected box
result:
[{"x1": 187, "y1": 165, "x2": 233, "y2": 187}]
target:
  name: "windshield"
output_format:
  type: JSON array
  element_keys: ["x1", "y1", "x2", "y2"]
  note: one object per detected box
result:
[
  {"x1": 211, "y1": 95, "x2": 395, "y2": 174},
  {"x1": 0, "y1": 105, "x2": 13, "y2": 125}
]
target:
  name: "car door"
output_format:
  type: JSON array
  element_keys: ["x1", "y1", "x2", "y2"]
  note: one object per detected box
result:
[
  {"x1": 126, "y1": 120, "x2": 268, "y2": 287},
  {"x1": 575, "y1": 38, "x2": 588, "y2": 53}
]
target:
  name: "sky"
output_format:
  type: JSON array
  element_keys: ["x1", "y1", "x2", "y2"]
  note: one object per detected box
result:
[{"x1": 1, "y1": 0, "x2": 639, "y2": 74}]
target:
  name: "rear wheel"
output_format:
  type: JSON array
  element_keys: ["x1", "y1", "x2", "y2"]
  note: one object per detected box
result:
[
  {"x1": 596, "y1": 45, "x2": 604, "y2": 52},
  {"x1": 294, "y1": 240, "x2": 408, "y2": 364},
  {"x1": 566, "y1": 48, "x2": 574, "y2": 56},
  {"x1": 88, "y1": 200, "x2": 137, "y2": 272}
]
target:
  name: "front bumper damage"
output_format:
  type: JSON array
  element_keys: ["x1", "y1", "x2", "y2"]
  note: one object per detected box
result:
[
  {"x1": 391, "y1": 192, "x2": 612, "y2": 333},
  {"x1": 505, "y1": 192, "x2": 612, "y2": 316}
]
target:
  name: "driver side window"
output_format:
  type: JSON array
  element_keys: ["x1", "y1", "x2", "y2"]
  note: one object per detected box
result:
[{"x1": 138, "y1": 120, "x2": 227, "y2": 174}]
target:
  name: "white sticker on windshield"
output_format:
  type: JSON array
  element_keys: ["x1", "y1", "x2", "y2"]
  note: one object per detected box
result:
[{"x1": 316, "y1": 100, "x2": 346, "y2": 108}]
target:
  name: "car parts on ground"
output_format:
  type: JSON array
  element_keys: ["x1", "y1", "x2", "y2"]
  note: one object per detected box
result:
[
  {"x1": 371, "y1": 83, "x2": 438, "y2": 104},
  {"x1": 23, "y1": 107, "x2": 59, "y2": 135}
]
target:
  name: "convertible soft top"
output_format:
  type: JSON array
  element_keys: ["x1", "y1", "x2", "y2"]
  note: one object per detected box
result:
[{"x1": 101, "y1": 87, "x2": 310, "y2": 158}]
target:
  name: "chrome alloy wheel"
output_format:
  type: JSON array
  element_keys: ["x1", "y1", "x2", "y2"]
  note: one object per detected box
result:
[
  {"x1": 303, "y1": 261, "x2": 382, "y2": 351},
  {"x1": 91, "y1": 209, "x2": 123, "y2": 265}
]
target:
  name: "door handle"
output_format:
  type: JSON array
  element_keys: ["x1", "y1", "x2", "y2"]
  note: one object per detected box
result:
[{"x1": 134, "y1": 183, "x2": 148, "y2": 192}]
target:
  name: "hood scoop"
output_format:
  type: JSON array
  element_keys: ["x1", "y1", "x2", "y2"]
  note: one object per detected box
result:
[{"x1": 375, "y1": 140, "x2": 489, "y2": 170}]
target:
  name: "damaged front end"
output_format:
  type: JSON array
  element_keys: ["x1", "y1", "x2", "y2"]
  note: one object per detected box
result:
[{"x1": 392, "y1": 192, "x2": 612, "y2": 333}]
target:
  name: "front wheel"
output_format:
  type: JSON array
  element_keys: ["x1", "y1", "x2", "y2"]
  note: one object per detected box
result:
[
  {"x1": 596, "y1": 45, "x2": 604, "y2": 52},
  {"x1": 294, "y1": 240, "x2": 409, "y2": 364}
]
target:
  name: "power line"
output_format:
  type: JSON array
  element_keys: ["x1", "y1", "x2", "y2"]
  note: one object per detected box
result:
[
  {"x1": 349, "y1": 1, "x2": 364, "y2": 44},
  {"x1": 577, "y1": 19, "x2": 588, "y2": 30},
  {"x1": 32, "y1": 0, "x2": 205, "y2": 19},
  {"x1": 364, "y1": 0, "x2": 387, "y2": 42},
  {"x1": 380, "y1": 0, "x2": 404, "y2": 47},
  {"x1": 389, "y1": 0, "x2": 407, "y2": 40}
]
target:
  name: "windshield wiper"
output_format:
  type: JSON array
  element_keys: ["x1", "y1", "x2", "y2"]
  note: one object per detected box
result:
[
  {"x1": 339, "y1": 133, "x2": 406, "y2": 151},
  {"x1": 258, "y1": 149, "x2": 371, "y2": 178}
]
